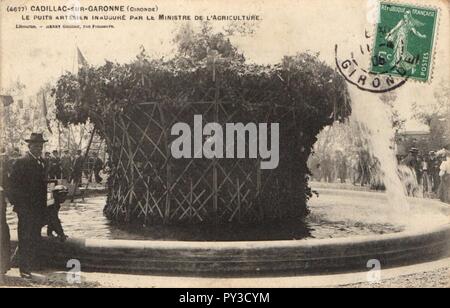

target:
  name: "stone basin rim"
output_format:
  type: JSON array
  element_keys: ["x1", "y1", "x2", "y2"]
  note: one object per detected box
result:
[
  {"x1": 10, "y1": 223, "x2": 450, "y2": 250},
  {"x1": 10, "y1": 188, "x2": 450, "y2": 248},
  {"x1": 9, "y1": 189, "x2": 450, "y2": 274},
  {"x1": 9, "y1": 221, "x2": 449, "y2": 275}
]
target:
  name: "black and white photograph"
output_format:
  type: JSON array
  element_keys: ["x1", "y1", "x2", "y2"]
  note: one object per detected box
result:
[{"x1": 0, "y1": 0, "x2": 449, "y2": 291}]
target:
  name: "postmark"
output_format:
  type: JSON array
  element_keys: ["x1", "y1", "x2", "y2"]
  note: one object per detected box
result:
[
  {"x1": 370, "y1": 2, "x2": 438, "y2": 82},
  {"x1": 335, "y1": 43, "x2": 407, "y2": 93},
  {"x1": 335, "y1": 26, "x2": 408, "y2": 93}
]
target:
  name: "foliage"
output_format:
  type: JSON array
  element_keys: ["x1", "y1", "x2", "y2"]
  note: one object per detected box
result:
[
  {"x1": 412, "y1": 80, "x2": 450, "y2": 149},
  {"x1": 54, "y1": 54, "x2": 350, "y2": 126},
  {"x1": 378, "y1": 92, "x2": 406, "y2": 132},
  {"x1": 52, "y1": 28, "x2": 351, "y2": 224},
  {"x1": 174, "y1": 22, "x2": 246, "y2": 63},
  {"x1": 53, "y1": 25, "x2": 350, "y2": 129},
  {"x1": 1, "y1": 81, "x2": 53, "y2": 150}
]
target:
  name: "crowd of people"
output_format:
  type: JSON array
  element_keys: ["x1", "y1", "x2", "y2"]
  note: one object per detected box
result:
[
  {"x1": 309, "y1": 147, "x2": 450, "y2": 204},
  {"x1": 309, "y1": 149, "x2": 372, "y2": 186},
  {"x1": 4, "y1": 147, "x2": 105, "y2": 186},
  {"x1": 0, "y1": 133, "x2": 106, "y2": 280},
  {"x1": 43, "y1": 149, "x2": 105, "y2": 185},
  {"x1": 400, "y1": 148, "x2": 450, "y2": 203},
  {"x1": 1, "y1": 131, "x2": 449, "y2": 281}
]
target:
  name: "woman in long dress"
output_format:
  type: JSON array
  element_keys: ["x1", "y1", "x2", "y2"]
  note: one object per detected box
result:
[{"x1": 438, "y1": 152, "x2": 450, "y2": 203}]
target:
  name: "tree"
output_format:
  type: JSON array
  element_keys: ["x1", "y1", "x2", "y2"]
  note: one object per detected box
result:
[
  {"x1": 412, "y1": 79, "x2": 450, "y2": 149},
  {"x1": 173, "y1": 22, "x2": 245, "y2": 62},
  {"x1": 2, "y1": 80, "x2": 30, "y2": 150},
  {"x1": 1, "y1": 79, "x2": 91, "y2": 154},
  {"x1": 379, "y1": 91, "x2": 406, "y2": 132}
]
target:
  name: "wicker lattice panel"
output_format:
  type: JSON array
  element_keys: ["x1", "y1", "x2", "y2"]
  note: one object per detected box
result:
[{"x1": 102, "y1": 100, "x2": 308, "y2": 225}]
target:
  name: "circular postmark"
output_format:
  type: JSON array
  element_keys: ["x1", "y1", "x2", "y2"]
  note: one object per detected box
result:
[{"x1": 335, "y1": 39, "x2": 407, "y2": 93}]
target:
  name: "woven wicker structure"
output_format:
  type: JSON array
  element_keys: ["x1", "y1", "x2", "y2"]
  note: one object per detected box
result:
[
  {"x1": 54, "y1": 50, "x2": 351, "y2": 226},
  {"x1": 102, "y1": 99, "x2": 320, "y2": 224}
]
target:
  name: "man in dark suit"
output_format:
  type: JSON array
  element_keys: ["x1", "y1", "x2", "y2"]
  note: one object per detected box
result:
[
  {"x1": 8, "y1": 133, "x2": 48, "y2": 279},
  {"x1": 43, "y1": 152, "x2": 51, "y2": 179},
  {"x1": 92, "y1": 152, "x2": 104, "y2": 184},
  {"x1": 71, "y1": 150, "x2": 83, "y2": 186},
  {"x1": 49, "y1": 150, "x2": 61, "y2": 180},
  {"x1": 428, "y1": 151, "x2": 441, "y2": 193},
  {"x1": 60, "y1": 150, "x2": 72, "y2": 182}
]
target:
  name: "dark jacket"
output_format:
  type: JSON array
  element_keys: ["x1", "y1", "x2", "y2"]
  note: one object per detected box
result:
[
  {"x1": 402, "y1": 154, "x2": 419, "y2": 171},
  {"x1": 61, "y1": 155, "x2": 72, "y2": 172},
  {"x1": 72, "y1": 155, "x2": 84, "y2": 174},
  {"x1": 428, "y1": 157, "x2": 441, "y2": 175},
  {"x1": 49, "y1": 156, "x2": 61, "y2": 174},
  {"x1": 2, "y1": 155, "x2": 20, "y2": 199},
  {"x1": 8, "y1": 153, "x2": 47, "y2": 214},
  {"x1": 93, "y1": 158, "x2": 104, "y2": 171}
]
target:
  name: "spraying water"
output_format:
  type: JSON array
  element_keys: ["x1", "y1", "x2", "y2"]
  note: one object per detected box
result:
[{"x1": 349, "y1": 88, "x2": 410, "y2": 215}]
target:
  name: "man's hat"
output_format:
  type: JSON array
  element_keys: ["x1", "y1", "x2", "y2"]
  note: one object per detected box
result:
[
  {"x1": 25, "y1": 133, "x2": 47, "y2": 143},
  {"x1": 409, "y1": 147, "x2": 419, "y2": 153}
]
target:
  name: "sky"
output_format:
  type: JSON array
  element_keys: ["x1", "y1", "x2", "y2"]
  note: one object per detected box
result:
[{"x1": 1, "y1": 0, "x2": 449, "y2": 131}]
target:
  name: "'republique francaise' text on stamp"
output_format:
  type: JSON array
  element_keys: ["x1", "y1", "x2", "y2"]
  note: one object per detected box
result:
[{"x1": 371, "y1": 2, "x2": 438, "y2": 82}]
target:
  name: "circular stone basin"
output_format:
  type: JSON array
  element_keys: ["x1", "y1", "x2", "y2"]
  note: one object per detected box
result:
[
  {"x1": 7, "y1": 189, "x2": 425, "y2": 241},
  {"x1": 7, "y1": 188, "x2": 450, "y2": 275}
]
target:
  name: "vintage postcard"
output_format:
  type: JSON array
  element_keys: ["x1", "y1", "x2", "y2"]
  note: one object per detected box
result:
[{"x1": 0, "y1": 0, "x2": 449, "y2": 292}]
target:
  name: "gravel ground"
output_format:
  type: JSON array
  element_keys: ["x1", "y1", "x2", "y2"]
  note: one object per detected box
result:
[
  {"x1": 0, "y1": 278, "x2": 99, "y2": 288},
  {"x1": 339, "y1": 268, "x2": 450, "y2": 288},
  {"x1": 1, "y1": 267, "x2": 449, "y2": 288},
  {"x1": 0, "y1": 271, "x2": 100, "y2": 288}
]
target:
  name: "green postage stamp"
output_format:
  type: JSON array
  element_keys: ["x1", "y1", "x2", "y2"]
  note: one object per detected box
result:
[{"x1": 371, "y1": 2, "x2": 438, "y2": 82}]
